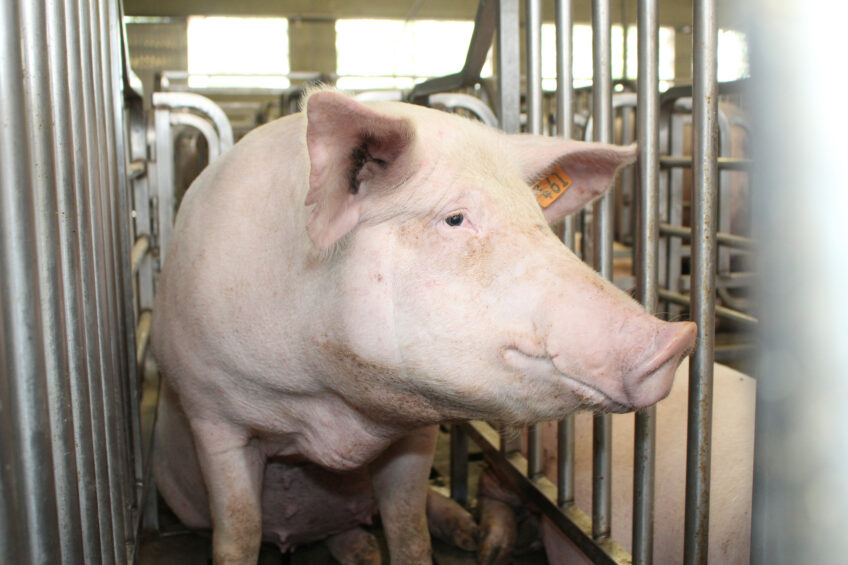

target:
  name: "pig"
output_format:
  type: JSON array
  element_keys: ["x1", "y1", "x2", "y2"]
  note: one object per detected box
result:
[
  {"x1": 150, "y1": 88, "x2": 696, "y2": 564},
  {"x1": 476, "y1": 358, "x2": 755, "y2": 564}
]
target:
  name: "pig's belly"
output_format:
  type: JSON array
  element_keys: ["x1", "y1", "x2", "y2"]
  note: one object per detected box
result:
[
  {"x1": 158, "y1": 453, "x2": 378, "y2": 552},
  {"x1": 259, "y1": 461, "x2": 378, "y2": 551}
]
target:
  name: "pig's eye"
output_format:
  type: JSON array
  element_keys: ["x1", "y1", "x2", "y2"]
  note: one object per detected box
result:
[{"x1": 445, "y1": 213, "x2": 465, "y2": 227}]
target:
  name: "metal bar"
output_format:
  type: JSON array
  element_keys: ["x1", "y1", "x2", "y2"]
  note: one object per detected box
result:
[
  {"x1": 127, "y1": 159, "x2": 146, "y2": 180},
  {"x1": 525, "y1": 0, "x2": 544, "y2": 480},
  {"x1": 684, "y1": 1, "x2": 719, "y2": 562},
  {"x1": 633, "y1": 0, "x2": 660, "y2": 561},
  {"x1": 659, "y1": 289, "x2": 756, "y2": 329},
  {"x1": 555, "y1": 0, "x2": 576, "y2": 509},
  {"x1": 592, "y1": 0, "x2": 614, "y2": 542},
  {"x1": 449, "y1": 425, "x2": 469, "y2": 506},
  {"x1": 171, "y1": 112, "x2": 222, "y2": 160},
  {"x1": 152, "y1": 92, "x2": 234, "y2": 151},
  {"x1": 496, "y1": 0, "x2": 520, "y2": 135},
  {"x1": 61, "y1": 0, "x2": 105, "y2": 561},
  {"x1": 463, "y1": 421, "x2": 631, "y2": 565},
  {"x1": 76, "y1": 0, "x2": 117, "y2": 559},
  {"x1": 136, "y1": 311, "x2": 153, "y2": 368},
  {"x1": 97, "y1": 2, "x2": 136, "y2": 554},
  {"x1": 132, "y1": 235, "x2": 151, "y2": 276},
  {"x1": 660, "y1": 222, "x2": 754, "y2": 251},
  {"x1": 89, "y1": 1, "x2": 129, "y2": 559},
  {"x1": 497, "y1": 0, "x2": 521, "y2": 455},
  {"x1": 153, "y1": 105, "x2": 176, "y2": 265},
  {"x1": 23, "y1": 0, "x2": 90, "y2": 561},
  {"x1": 660, "y1": 155, "x2": 752, "y2": 171},
  {"x1": 0, "y1": 0, "x2": 62, "y2": 561},
  {"x1": 408, "y1": 0, "x2": 496, "y2": 103}
]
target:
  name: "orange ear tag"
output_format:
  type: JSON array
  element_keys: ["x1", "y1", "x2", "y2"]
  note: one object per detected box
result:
[{"x1": 531, "y1": 166, "x2": 573, "y2": 208}]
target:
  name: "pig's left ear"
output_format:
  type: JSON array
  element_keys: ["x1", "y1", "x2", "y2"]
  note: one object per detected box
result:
[
  {"x1": 510, "y1": 135, "x2": 637, "y2": 223},
  {"x1": 304, "y1": 91, "x2": 416, "y2": 249}
]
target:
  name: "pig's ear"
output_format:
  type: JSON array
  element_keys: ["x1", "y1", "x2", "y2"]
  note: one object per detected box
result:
[
  {"x1": 304, "y1": 91, "x2": 416, "y2": 249},
  {"x1": 510, "y1": 136, "x2": 637, "y2": 223}
]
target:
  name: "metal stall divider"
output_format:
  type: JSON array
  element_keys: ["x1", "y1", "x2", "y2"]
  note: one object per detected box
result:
[
  {"x1": 418, "y1": 0, "x2": 729, "y2": 564},
  {"x1": 0, "y1": 0, "x2": 161, "y2": 562}
]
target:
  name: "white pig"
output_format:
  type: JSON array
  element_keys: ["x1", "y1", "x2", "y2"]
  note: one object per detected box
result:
[{"x1": 151, "y1": 89, "x2": 696, "y2": 564}]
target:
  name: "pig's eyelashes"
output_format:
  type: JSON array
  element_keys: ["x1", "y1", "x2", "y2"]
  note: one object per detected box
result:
[{"x1": 445, "y1": 213, "x2": 465, "y2": 227}]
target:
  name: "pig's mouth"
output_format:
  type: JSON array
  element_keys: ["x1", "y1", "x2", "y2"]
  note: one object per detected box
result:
[{"x1": 500, "y1": 347, "x2": 632, "y2": 413}]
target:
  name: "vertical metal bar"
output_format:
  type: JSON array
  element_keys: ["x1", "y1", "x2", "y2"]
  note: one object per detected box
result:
[
  {"x1": 496, "y1": 0, "x2": 521, "y2": 135},
  {"x1": 21, "y1": 0, "x2": 88, "y2": 562},
  {"x1": 591, "y1": 0, "x2": 614, "y2": 542},
  {"x1": 88, "y1": 0, "x2": 128, "y2": 559},
  {"x1": 633, "y1": 1, "x2": 660, "y2": 563},
  {"x1": 61, "y1": 0, "x2": 104, "y2": 561},
  {"x1": 75, "y1": 0, "x2": 117, "y2": 560},
  {"x1": 525, "y1": 0, "x2": 544, "y2": 480},
  {"x1": 497, "y1": 0, "x2": 522, "y2": 454},
  {"x1": 97, "y1": 0, "x2": 135, "y2": 553},
  {"x1": 449, "y1": 426, "x2": 469, "y2": 506},
  {"x1": 555, "y1": 0, "x2": 576, "y2": 508},
  {"x1": 153, "y1": 105, "x2": 176, "y2": 265},
  {"x1": 684, "y1": 0, "x2": 718, "y2": 563},
  {"x1": 0, "y1": 1, "x2": 62, "y2": 562}
]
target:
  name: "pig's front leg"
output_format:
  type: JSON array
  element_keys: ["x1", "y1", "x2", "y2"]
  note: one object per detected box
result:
[
  {"x1": 190, "y1": 418, "x2": 265, "y2": 565},
  {"x1": 370, "y1": 425, "x2": 439, "y2": 564}
]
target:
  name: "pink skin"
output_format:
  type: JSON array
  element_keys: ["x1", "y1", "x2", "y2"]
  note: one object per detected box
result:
[{"x1": 151, "y1": 90, "x2": 695, "y2": 564}]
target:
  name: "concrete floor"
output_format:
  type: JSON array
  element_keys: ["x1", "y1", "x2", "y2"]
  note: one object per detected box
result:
[{"x1": 137, "y1": 427, "x2": 548, "y2": 565}]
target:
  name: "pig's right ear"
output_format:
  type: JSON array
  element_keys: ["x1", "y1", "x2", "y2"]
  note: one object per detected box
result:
[
  {"x1": 509, "y1": 135, "x2": 637, "y2": 224},
  {"x1": 304, "y1": 91, "x2": 415, "y2": 250}
]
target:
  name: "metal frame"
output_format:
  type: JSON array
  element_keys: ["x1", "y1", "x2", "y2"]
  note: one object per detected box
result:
[
  {"x1": 1, "y1": 0, "x2": 142, "y2": 562},
  {"x1": 438, "y1": 1, "x2": 738, "y2": 564}
]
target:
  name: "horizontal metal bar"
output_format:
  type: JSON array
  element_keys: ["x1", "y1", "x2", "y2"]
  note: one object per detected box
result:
[
  {"x1": 461, "y1": 421, "x2": 630, "y2": 565},
  {"x1": 660, "y1": 223, "x2": 754, "y2": 251},
  {"x1": 660, "y1": 155, "x2": 752, "y2": 171},
  {"x1": 127, "y1": 160, "x2": 146, "y2": 180},
  {"x1": 130, "y1": 236, "x2": 150, "y2": 276},
  {"x1": 135, "y1": 310, "x2": 152, "y2": 367},
  {"x1": 680, "y1": 272, "x2": 754, "y2": 292},
  {"x1": 658, "y1": 288, "x2": 758, "y2": 328}
]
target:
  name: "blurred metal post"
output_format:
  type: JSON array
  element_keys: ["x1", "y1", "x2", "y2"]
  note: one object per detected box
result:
[
  {"x1": 751, "y1": 3, "x2": 848, "y2": 564},
  {"x1": 555, "y1": 0, "x2": 576, "y2": 509},
  {"x1": 633, "y1": 0, "x2": 660, "y2": 562},
  {"x1": 525, "y1": 0, "x2": 544, "y2": 480},
  {"x1": 684, "y1": 1, "x2": 718, "y2": 563},
  {"x1": 591, "y1": 0, "x2": 614, "y2": 542},
  {"x1": 497, "y1": 0, "x2": 522, "y2": 455}
]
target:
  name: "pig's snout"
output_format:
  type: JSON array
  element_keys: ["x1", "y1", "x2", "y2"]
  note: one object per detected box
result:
[{"x1": 623, "y1": 321, "x2": 697, "y2": 410}]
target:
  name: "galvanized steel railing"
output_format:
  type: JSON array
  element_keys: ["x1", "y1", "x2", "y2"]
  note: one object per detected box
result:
[
  {"x1": 0, "y1": 0, "x2": 140, "y2": 563},
  {"x1": 439, "y1": 1, "x2": 733, "y2": 564}
]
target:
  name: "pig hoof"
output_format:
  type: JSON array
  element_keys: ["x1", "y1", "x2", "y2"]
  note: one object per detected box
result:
[
  {"x1": 476, "y1": 496, "x2": 517, "y2": 565},
  {"x1": 426, "y1": 488, "x2": 479, "y2": 551},
  {"x1": 325, "y1": 527, "x2": 381, "y2": 565}
]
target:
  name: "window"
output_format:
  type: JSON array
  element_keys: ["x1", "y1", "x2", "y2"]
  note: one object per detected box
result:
[
  {"x1": 718, "y1": 29, "x2": 749, "y2": 81},
  {"x1": 335, "y1": 19, "x2": 493, "y2": 90},
  {"x1": 186, "y1": 16, "x2": 290, "y2": 89}
]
